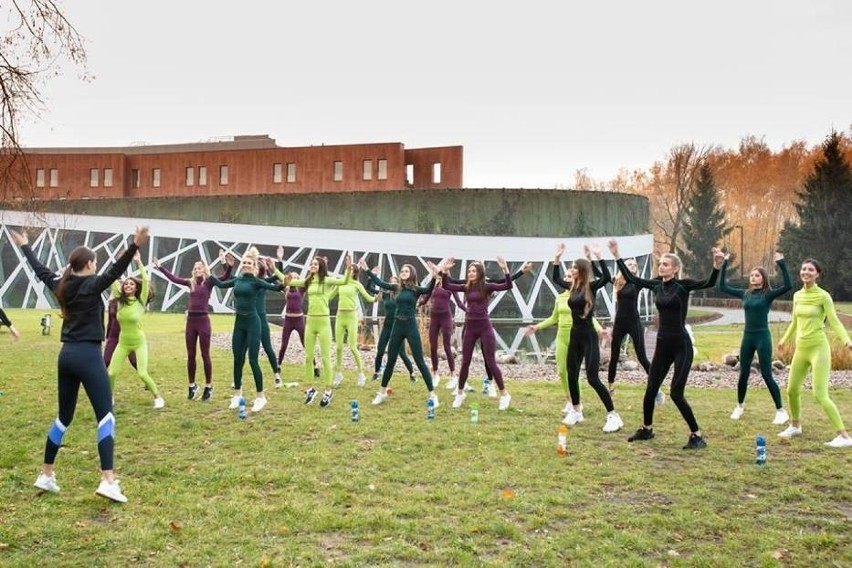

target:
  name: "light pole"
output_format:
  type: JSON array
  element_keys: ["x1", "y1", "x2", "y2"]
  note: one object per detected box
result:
[{"x1": 734, "y1": 225, "x2": 744, "y2": 278}]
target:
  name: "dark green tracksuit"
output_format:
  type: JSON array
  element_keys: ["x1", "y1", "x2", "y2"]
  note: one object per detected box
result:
[{"x1": 719, "y1": 259, "x2": 792, "y2": 407}]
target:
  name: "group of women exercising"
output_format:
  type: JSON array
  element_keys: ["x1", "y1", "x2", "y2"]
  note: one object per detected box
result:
[{"x1": 7, "y1": 228, "x2": 852, "y2": 503}]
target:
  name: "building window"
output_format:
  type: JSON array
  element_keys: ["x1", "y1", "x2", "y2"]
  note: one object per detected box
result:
[
  {"x1": 405, "y1": 164, "x2": 414, "y2": 187},
  {"x1": 49, "y1": 169, "x2": 59, "y2": 188},
  {"x1": 272, "y1": 163, "x2": 282, "y2": 183},
  {"x1": 103, "y1": 168, "x2": 113, "y2": 187},
  {"x1": 286, "y1": 162, "x2": 296, "y2": 183},
  {"x1": 199, "y1": 166, "x2": 208, "y2": 186},
  {"x1": 185, "y1": 167, "x2": 194, "y2": 186},
  {"x1": 131, "y1": 169, "x2": 140, "y2": 189},
  {"x1": 362, "y1": 160, "x2": 373, "y2": 181},
  {"x1": 432, "y1": 163, "x2": 442, "y2": 184},
  {"x1": 333, "y1": 161, "x2": 343, "y2": 182},
  {"x1": 219, "y1": 165, "x2": 229, "y2": 185},
  {"x1": 152, "y1": 168, "x2": 161, "y2": 188},
  {"x1": 377, "y1": 159, "x2": 388, "y2": 180},
  {"x1": 90, "y1": 168, "x2": 99, "y2": 187},
  {"x1": 36, "y1": 169, "x2": 46, "y2": 188}
]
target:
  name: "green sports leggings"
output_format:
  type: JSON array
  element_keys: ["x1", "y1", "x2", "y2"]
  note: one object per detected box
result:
[
  {"x1": 737, "y1": 330, "x2": 783, "y2": 408},
  {"x1": 305, "y1": 315, "x2": 333, "y2": 386},
  {"x1": 787, "y1": 338, "x2": 845, "y2": 430},
  {"x1": 335, "y1": 310, "x2": 363, "y2": 373},
  {"x1": 232, "y1": 312, "x2": 263, "y2": 392},
  {"x1": 380, "y1": 317, "x2": 433, "y2": 390},
  {"x1": 108, "y1": 336, "x2": 159, "y2": 397}
]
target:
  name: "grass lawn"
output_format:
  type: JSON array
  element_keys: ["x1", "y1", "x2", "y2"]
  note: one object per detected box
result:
[{"x1": 0, "y1": 310, "x2": 850, "y2": 567}]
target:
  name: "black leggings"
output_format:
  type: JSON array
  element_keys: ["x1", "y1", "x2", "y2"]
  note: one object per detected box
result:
[
  {"x1": 644, "y1": 332, "x2": 699, "y2": 432},
  {"x1": 48, "y1": 342, "x2": 115, "y2": 470},
  {"x1": 607, "y1": 317, "x2": 651, "y2": 383},
  {"x1": 567, "y1": 324, "x2": 614, "y2": 412}
]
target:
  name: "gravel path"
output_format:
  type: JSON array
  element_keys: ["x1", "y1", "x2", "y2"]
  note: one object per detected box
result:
[{"x1": 211, "y1": 332, "x2": 852, "y2": 390}]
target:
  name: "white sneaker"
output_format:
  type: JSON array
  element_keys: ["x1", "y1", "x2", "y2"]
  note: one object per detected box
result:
[
  {"x1": 95, "y1": 479, "x2": 127, "y2": 503},
  {"x1": 772, "y1": 408, "x2": 790, "y2": 425},
  {"x1": 432, "y1": 373, "x2": 441, "y2": 388},
  {"x1": 228, "y1": 395, "x2": 242, "y2": 409},
  {"x1": 34, "y1": 473, "x2": 60, "y2": 493},
  {"x1": 274, "y1": 373, "x2": 283, "y2": 388},
  {"x1": 452, "y1": 391, "x2": 467, "y2": 408},
  {"x1": 498, "y1": 393, "x2": 512, "y2": 411},
  {"x1": 603, "y1": 412, "x2": 624, "y2": 433},
  {"x1": 778, "y1": 425, "x2": 802, "y2": 439},
  {"x1": 564, "y1": 409, "x2": 584, "y2": 426},
  {"x1": 824, "y1": 435, "x2": 852, "y2": 448},
  {"x1": 251, "y1": 397, "x2": 267, "y2": 412},
  {"x1": 730, "y1": 405, "x2": 744, "y2": 420},
  {"x1": 428, "y1": 392, "x2": 440, "y2": 409},
  {"x1": 333, "y1": 372, "x2": 344, "y2": 387},
  {"x1": 153, "y1": 397, "x2": 165, "y2": 409},
  {"x1": 562, "y1": 401, "x2": 573, "y2": 414},
  {"x1": 445, "y1": 375, "x2": 458, "y2": 390},
  {"x1": 356, "y1": 373, "x2": 366, "y2": 387},
  {"x1": 488, "y1": 382, "x2": 498, "y2": 398},
  {"x1": 372, "y1": 392, "x2": 388, "y2": 406},
  {"x1": 655, "y1": 391, "x2": 666, "y2": 406}
]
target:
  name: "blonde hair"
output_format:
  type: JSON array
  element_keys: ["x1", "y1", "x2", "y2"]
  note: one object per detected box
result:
[
  {"x1": 661, "y1": 253, "x2": 682, "y2": 278},
  {"x1": 189, "y1": 261, "x2": 211, "y2": 292}
]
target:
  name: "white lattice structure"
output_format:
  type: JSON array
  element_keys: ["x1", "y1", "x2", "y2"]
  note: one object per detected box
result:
[{"x1": 1, "y1": 209, "x2": 654, "y2": 356}]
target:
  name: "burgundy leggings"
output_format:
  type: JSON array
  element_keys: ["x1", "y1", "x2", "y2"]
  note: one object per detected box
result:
[
  {"x1": 429, "y1": 312, "x2": 456, "y2": 373},
  {"x1": 457, "y1": 317, "x2": 504, "y2": 391}
]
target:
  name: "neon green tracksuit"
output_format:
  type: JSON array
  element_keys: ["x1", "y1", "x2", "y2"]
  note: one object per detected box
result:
[
  {"x1": 780, "y1": 284, "x2": 851, "y2": 430},
  {"x1": 327, "y1": 281, "x2": 375, "y2": 375},
  {"x1": 276, "y1": 269, "x2": 351, "y2": 386},
  {"x1": 108, "y1": 262, "x2": 159, "y2": 397}
]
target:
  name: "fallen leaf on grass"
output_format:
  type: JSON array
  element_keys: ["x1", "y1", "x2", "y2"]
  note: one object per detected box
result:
[
  {"x1": 501, "y1": 488, "x2": 516, "y2": 499},
  {"x1": 770, "y1": 550, "x2": 787, "y2": 560},
  {"x1": 667, "y1": 550, "x2": 680, "y2": 557},
  {"x1": 0, "y1": 543, "x2": 9, "y2": 551},
  {"x1": 169, "y1": 521, "x2": 182, "y2": 532}
]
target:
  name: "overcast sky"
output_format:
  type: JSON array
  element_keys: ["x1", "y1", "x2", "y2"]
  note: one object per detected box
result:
[{"x1": 14, "y1": 1, "x2": 852, "y2": 188}]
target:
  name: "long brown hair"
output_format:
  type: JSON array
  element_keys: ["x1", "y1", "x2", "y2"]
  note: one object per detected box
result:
[
  {"x1": 745, "y1": 266, "x2": 770, "y2": 295},
  {"x1": 55, "y1": 246, "x2": 96, "y2": 318},
  {"x1": 305, "y1": 256, "x2": 328, "y2": 289},
  {"x1": 399, "y1": 264, "x2": 418, "y2": 290},
  {"x1": 569, "y1": 258, "x2": 594, "y2": 317},
  {"x1": 117, "y1": 276, "x2": 155, "y2": 306},
  {"x1": 464, "y1": 262, "x2": 488, "y2": 298}
]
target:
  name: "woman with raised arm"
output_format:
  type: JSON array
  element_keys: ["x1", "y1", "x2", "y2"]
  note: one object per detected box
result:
[
  {"x1": 154, "y1": 250, "x2": 234, "y2": 401},
  {"x1": 327, "y1": 263, "x2": 376, "y2": 387},
  {"x1": 719, "y1": 252, "x2": 792, "y2": 424},
  {"x1": 440, "y1": 257, "x2": 513, "y2": 411},
  {"x1": 250, "y1": 252, "x2": 284, "y2": 387},
  {"x1": 776, "y1": 258, "x2": 852, "y2": 448},
  {"x1": 606, "y1": 255, "x2": 652, "y2": 396},
  {"x1": 210, "y1": 254, "x2": 283, "y2": 413},
  {"x1": 358, "y1": 259, "x2": 438, "y2": 408},
  {"x1": 273, "y1": 255, "x2": 351, "y2": 408},
  {"x1": 609, "y1": 239, "x2": 723, "y2": 449},
  {"x1": 107, "y1": 252, "x2": 164, "y2": 409},
  {"x1": 273, "y1": 246, "x2": 320, "y2": 379},
  {"x1": 417, "y1": 269, "x2": 465, "y2": 388},
  {"x1": 367, "y1": 274, "x2": 416, "y2": 382},
  {"x1": 103, "y1": 286, "x2": 137, "y2": 374},
  {"x1": 12, "y1": 225, "x2": 149, "y2": 503},
  {"x1": 553, "y1": 244, "x2": 622, "y2": 432}
]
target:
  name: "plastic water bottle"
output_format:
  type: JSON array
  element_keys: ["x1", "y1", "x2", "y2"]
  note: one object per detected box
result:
[
  {"x1": 557, "y1": 424, "x2": 568, "y2": 456},
  {"x1": 238, "y1": 397, "x2": 246, "y2": 420},
  {"x1": 756, "y1": 434, "x2": 766, "y2": 466},
  {"x1": 482, "y1": 377, "x2": 491, "y2": 395},
  {"x1": 350, "y1": 400, "x2": 360, "y2": 422},
  {"x1": 470, "y1": 402, "x2": 479, "y2": 424},
  {"x1": 427, "y1": 397, "x2": 435, "y2": 420}
]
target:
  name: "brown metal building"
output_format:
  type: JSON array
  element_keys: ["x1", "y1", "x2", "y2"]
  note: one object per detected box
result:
[{"x1": 4, "y1": 135, "x2": 463, "y2": 200}]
